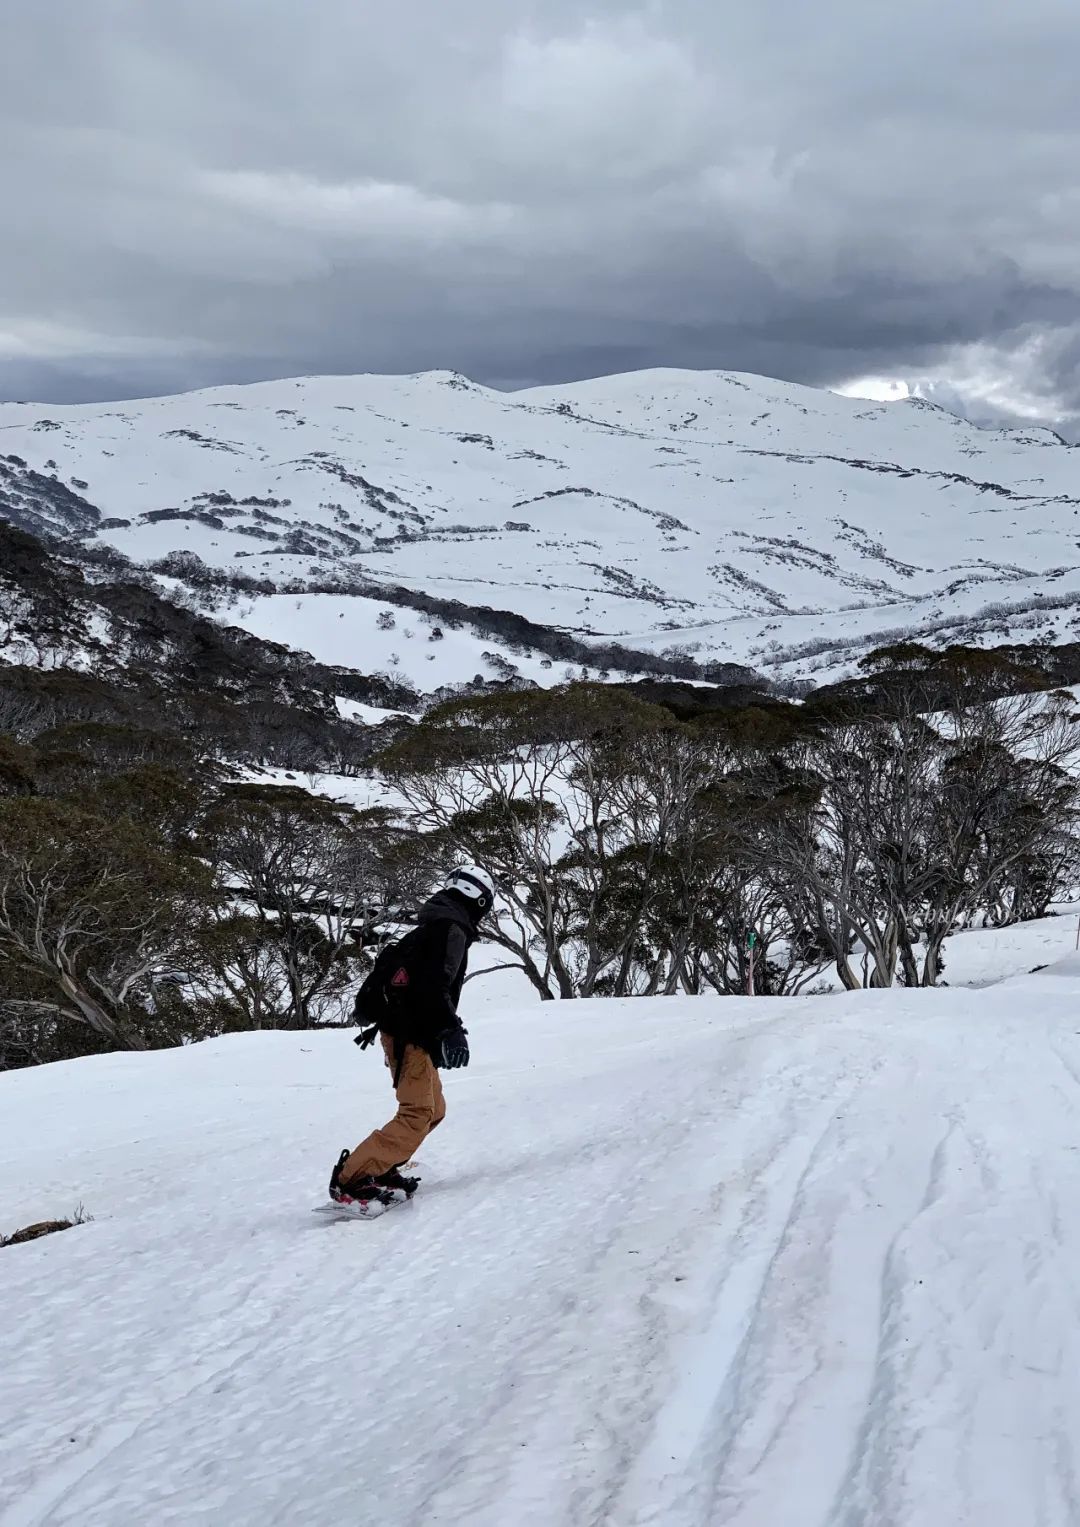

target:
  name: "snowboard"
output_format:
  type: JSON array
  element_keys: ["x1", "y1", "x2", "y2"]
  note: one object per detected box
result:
[
  {"x1": 313, "y1": 1161, "x2": 423, "y2": 1222},
  {"x1": 312, "y1": 1190, "x2": 413, "y2": 1223},
  {"x1": 314, "y1": 1197, "x2": 403, "y2": 1221}
]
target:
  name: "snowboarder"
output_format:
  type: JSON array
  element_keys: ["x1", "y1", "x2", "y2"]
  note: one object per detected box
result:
[{"x1": 327, "y1": 865, "x2": 496, "y2": 1206}]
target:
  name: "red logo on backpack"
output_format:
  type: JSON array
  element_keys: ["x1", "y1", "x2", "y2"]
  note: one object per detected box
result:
[{"x1": 390, "y1": 967, "x2": 410, "y2": 989}]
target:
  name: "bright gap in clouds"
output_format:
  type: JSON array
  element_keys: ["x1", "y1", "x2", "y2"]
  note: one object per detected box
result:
[
  {"x1": 835, "y1": 356, "x2": 1080, "y2": 440},
  {"x1": 833, "y1": 376, "x2": 912, "y2": 403}
]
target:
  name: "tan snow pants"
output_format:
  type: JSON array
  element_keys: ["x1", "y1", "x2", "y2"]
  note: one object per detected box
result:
[{"x1": 339, "y1": 1034, "x2": 446, "y2": 1183}]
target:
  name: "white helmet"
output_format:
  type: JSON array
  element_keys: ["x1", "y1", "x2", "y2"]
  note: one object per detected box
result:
[{"x1": 444, "y1": 865, "x2": 496, "y2": 915}]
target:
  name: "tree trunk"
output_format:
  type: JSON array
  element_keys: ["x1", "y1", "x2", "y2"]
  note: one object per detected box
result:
[
  {"x1": 921, "y1": 934, "x2": 946, "y2": 987},
  {"x1": 56, "y1": 972, "x2": 148, "y2": 1050},
  {"x1": 834, "y1": 955, "x2": 861, "y2": 992}
]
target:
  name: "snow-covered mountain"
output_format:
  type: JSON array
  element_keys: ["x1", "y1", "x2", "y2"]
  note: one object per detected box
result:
[{"x1": 2, "y1": 367, "x2": 1078, "y2": 690}]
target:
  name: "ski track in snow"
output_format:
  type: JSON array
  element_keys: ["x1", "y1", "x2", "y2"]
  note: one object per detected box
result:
[{"x1": 5, "y1": 971, "x2": 1080, "y2": 1525}]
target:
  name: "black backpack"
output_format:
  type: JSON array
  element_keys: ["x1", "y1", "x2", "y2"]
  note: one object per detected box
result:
[
  {"x1": 352, "y1": 927, "x2": 426, "y2": 1040},
  {"x1": 352, "y1": 910, "x2": 473, "y2": 1077}
]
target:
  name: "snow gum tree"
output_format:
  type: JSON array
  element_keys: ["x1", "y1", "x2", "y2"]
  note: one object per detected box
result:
[
  {"x1": 768, "y1": 647, "x2": 1080, "y2": 988},
  {"x1": 197, "y1": 783, "x2": 434, "y2": 1028},
  {"x1": 383, "y1": 658, "x2": 1080, "y2": 998},
  {"x1": 380, "y1": 685, "x2": 680, "y2": 998},
  {"x1": 0, "y1": 790, "x2": 212, "y2": 1051},
  {"x1": 0, "y1": 747, "x2": 438, "y2": 1063},
  {"x1": 380, "y1": 687, "x2": 827, "y2": 997}
]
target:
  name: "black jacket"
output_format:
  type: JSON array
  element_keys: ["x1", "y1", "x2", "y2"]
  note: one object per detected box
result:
[{"x1": 381, "y1": 890, "x2": 479, "y2": 1060}]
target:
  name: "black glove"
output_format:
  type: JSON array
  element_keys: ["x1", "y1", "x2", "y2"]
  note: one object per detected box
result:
[{"x1": 439, "y1": 1026, "x2": 470, "y2": 1070}]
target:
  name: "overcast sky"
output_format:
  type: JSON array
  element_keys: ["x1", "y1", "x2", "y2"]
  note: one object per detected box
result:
[{"x1": 3, "y1": 1, "x2": 1080, "y2": 429}]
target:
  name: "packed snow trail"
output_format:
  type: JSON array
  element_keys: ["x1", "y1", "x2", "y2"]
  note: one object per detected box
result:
[{"x1": 5, "y1": 971, "x2": 1080, "y2": 1525}]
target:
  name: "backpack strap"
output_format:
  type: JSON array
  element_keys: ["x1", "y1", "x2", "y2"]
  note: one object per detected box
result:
[{"x1": 354, "y1": 1024, "x2": 405, "y2": 1089}]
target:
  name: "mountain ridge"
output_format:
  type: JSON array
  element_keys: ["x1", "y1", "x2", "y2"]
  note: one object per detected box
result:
[{"x1": 2, "y1": 365, "x2": 1077, "y2": 690}]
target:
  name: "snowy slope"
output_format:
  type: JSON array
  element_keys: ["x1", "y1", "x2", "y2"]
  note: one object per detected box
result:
[
  {"x1": 6, "y1": 948, "x2": 1080, "y2": 1525},
  {"x1": 238, "y1": 590, "x2": 564, "y2": 691},
  {"x1": 2, "y1": 368, "x2": 1079, "y2": 689}
]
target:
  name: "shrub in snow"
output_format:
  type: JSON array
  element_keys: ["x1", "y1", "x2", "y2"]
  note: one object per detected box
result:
[{"x1": 2, "y1": 1219, "x2": 67, "y2": 1246}]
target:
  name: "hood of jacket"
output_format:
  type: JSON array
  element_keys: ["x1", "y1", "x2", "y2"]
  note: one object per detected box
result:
[{"x1": 416, "y1": 888, "x2": 481, "y2": 939}]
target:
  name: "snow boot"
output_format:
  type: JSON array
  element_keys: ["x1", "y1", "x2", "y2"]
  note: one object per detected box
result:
[
  {"x1": 328, "y1": 1150, "x2": 395, "y2": 1208},
  {"x1": 375, "y1": 1165, "x2": 420, "y2": 1198},
  {"x1": 328, "y1": 1148, "x2": 350, "y2": 1201}
]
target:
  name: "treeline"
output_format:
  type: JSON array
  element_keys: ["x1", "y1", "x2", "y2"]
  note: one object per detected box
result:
[
  {"x1": 381, "y1": 645, "x2": 1080, "y2": 999},
  {"x1": 0, "y1": 729, "x2": 442, "y2": 1069},
  {"x1": 0, "y1": 522, "x2": 415, "y2": 772},
  {"x1": 2, "y1": 641, "x2": 1077, "y2": 1070}
]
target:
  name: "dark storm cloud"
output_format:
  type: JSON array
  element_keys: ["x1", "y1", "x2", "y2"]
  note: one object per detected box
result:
[{"x1": 3, "y1": 0, "x2": 1080, "y2": 425}]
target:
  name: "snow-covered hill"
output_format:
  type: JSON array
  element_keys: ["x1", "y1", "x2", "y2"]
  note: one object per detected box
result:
[
  {"x1": 3, "y1": 367, "x2": 1078, "y2": 690},
  {"x1": 6, "y1": 937, "x2": 1080, "y2": 1526}
]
